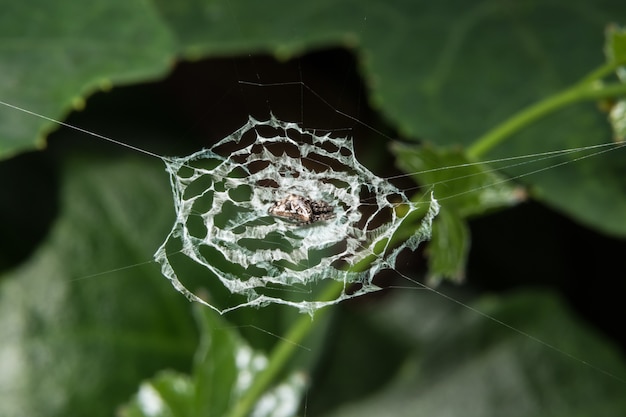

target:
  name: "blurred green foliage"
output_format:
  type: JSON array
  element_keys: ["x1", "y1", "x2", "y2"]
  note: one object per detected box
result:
[{"x1": 1, "y1": 1, "x2": 625, "y2": 416}]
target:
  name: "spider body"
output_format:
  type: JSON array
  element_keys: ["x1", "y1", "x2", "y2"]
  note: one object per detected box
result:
[{"x1": 268, "y1": 194, "x2": 334, "y2": 224}]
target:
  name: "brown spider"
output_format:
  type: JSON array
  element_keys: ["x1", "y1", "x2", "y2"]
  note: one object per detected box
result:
[{"x1": 268, "y1": 194, "x2": 334, "y2": 224}]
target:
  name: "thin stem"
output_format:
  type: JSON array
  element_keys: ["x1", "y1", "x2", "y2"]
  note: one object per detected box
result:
[
  {"x1": 226, "y1": 280, "x2": 344, "y2": 417},
  {"x1": 578, "y1": 61, "x2": 622, "y2": 85},
  {"x1": 468, "y1": 73, "x2": 626, "y2": 159}
]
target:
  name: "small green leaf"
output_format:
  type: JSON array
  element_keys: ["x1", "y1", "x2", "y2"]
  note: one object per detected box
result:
[
  {"x1": 391, "y1": 143, "x2": 523, "y2": 281},
  {"x1": 605, "y1": 24, "x2": 626, "y2": 66},
  {"x1": 605, "y1": 25, "x2": 626, "y2": 141},
  {"x1": 609, "y1": 100, "x2": 626, "y2": 141},
  {"x1": 191, "y1": 304, "x2": 242, "y2": 416},
  {"x1": 392, "y1": 143, "x2": 524, "y2": 217},
  {"x1": 120, "y1": 305, "x2": 307, "y2": 417},
  {"x1": 427, "y1": 207, "x2": 469, "y2": 284},
  {"x1": 120, "y1": 371, "x2": 194, "y2": 417}
]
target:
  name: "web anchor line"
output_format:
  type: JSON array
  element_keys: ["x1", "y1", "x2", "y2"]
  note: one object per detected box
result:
[{"x1": 0, "y1": 99, "x2": 163, "y2": 160}]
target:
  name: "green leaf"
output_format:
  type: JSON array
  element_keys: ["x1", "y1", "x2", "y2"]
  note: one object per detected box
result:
[
  {"x1": 320, "y1": 290, "x2": 626, "y2": 417},
  {"x1": 120, "y1": 370, "x2": 195, "y2": 417},
  {"x1": 391, "y1": 143, "x2": 523, "y2": 281},
  {"x1": 120, "y1": 305, "x2": 307, "y2": 417},
  {"x1": 192, "y1": 305, "x2": 241, "y2": 417},
  {"x1": 0, "y1": 0, "x2": 620, "y2": 147},
  {"x1": 0, "y1": 154, "x2": 199, "y2": 417},
  {"x1": 605, "y1": 23, "x2": 626, "y2": 66},
  {"x1": 605, "y1": 25, "x2": 626, "y2": 141},
  {"x1": 2, "y1": 0, "x2": 626, "y2": 235},
  {"x1": 392, "y1": 143, "x2": 524, "y2": 216},
  {"x1": 427, "y1": 207, "x2": 470, "y2": 283},
  {"x1": 609, "y1": 100, "x2": 626, "y2": 141},
  {"x1": 0, "y1": 0, "x2": 175, "y2": 158}
]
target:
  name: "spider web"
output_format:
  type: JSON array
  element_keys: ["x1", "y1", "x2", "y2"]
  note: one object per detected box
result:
[{"x1": 154, "y1": 114, "x2": 439, "y2": 315}]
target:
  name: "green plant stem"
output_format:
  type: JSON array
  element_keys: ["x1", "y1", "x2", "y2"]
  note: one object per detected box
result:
[
  {"x1": 467, "y1": 79, "x2": 626, "y2": 159},
  {"x1": 226, "y1": 279, "x2": 344, "y2": 417},
  {"x1": 578, "y1": 61, "x2": 622, "y2": 84}
]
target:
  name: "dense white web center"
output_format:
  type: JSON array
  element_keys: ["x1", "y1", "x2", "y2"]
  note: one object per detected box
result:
[{"x1": 154, "y1": 114, "x2": 439, "y2": 315}]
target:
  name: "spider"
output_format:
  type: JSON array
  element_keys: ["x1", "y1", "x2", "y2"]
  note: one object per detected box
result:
[{"x1": 268, "y1": 194, "x2": 334, "y2": 225}]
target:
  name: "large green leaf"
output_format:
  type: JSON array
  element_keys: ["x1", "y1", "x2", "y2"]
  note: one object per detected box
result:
[
  {"x1": 0, "y1": 0, "x2": 175, "y2": 158},
  {"x1": 2, "y1": 0, "x2": 625, "y2": 232},
  {"x1": 0, "y1": 154, "x2": 199, "y2": 417}
]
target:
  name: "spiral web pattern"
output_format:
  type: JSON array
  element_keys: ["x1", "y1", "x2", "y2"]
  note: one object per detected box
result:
[{"x1": 154, "y1": 115, "x2": 439, "y2": 315}]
